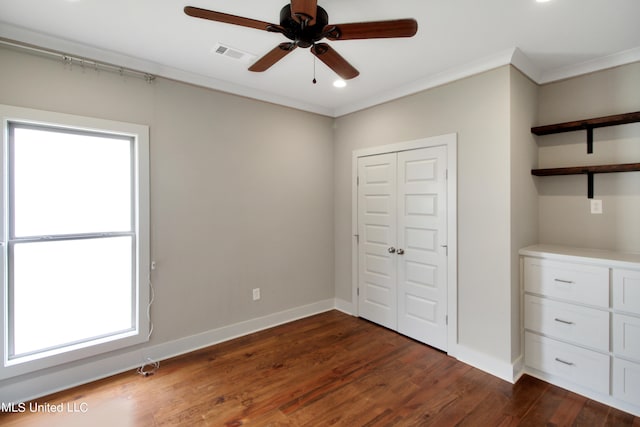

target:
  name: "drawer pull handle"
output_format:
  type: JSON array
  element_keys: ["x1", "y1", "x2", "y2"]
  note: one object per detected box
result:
[
  {"x1": 554, "y1": 318, "x2": 575, "y2": 325},
  {"x1": 554, "y1": 278, "x2": 574, "y2": 284},
  {"x1": 555, "y1": 357, "x2": 575, "y2": 366}
]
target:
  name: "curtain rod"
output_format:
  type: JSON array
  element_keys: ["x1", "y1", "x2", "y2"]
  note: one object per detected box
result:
[{"x1": 0, "y1": 38, "x2": 156, "y2": 83}]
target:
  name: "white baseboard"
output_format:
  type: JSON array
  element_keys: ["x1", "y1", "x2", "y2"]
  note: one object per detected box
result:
[
  {"x1": 454, "y1": 345, "x2": 520, "y2": 384},
  {"x1": 525, "y1": 367, "x2": 640, "y2": 417},
  {"x1": 0, "y1": 299, "x2": 335, "y2": 404},
  {"x1": 1, "y1": 300, "x2": 535, "y2": 406},
  {"x1": 331, "y1": 301, "x2": 523, "y2": 386},
  {"x1": 142, "y1": 299, "x2": 336, "y2": 363},
  {"x1": 512, "y1": 355, "x2": 525, "y2": 383},
  {"x1": 333, "y1": 298, "x2": 354, "y2": 316}
]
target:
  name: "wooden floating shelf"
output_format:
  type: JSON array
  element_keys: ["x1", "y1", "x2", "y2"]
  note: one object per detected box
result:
[
  {"x1": 531, "y1": 163, "x2": 640, "y2": 199},
  {"x1": 531, "y1": 111, "x2": 640, "y2": 197},
  {"x1": 531, "y1": 111, "x2": 640, "y2": 135},
  {"x1": 531, "y1": 163, "x2": 640, "y2": 176}
]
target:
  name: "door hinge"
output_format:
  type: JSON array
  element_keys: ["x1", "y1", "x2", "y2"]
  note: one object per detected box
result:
[
  {"x1": 441, "y1": 244, "x2": 448, "y2": 256},
  {"x1": 354, "y1": 234, "x2": 360, "y2": 243},
  {"x1": 357, "y1": 287, "x2": 360, "y2": 296},
  {"x1": 357, "y1": 176, "x2": 360, "y2": 186},
  {"x1": 445, "y1": 315, "x2": 448, "y2": 325},
  {"x1": 445, "y1": 169, "x2": 448, "y2": 180}
]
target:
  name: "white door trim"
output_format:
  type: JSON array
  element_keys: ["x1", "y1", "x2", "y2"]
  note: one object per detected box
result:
[{"x1": 351, "y1": 133, "x2": 458, "y2": 357}]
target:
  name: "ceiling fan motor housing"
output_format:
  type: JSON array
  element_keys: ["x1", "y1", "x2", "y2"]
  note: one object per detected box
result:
[{"x1": 279, "y1": 5, "x2": 329, "y2": 48}]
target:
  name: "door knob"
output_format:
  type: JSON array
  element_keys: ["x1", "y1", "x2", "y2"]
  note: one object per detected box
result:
[
  {"x1": 397, "y1": 248, "x2": 405, "y2": 255},
  {"x1": 388, "y1": 247, "x2": 396, "y2": 253}
]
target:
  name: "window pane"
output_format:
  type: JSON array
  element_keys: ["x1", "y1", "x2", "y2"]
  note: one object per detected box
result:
[
  {"x1": 11, "y1": 237, "x2": 134, "y2": 357},
  {"x1": 12, "y1": 126, "x2": 132, "y2": 237}
]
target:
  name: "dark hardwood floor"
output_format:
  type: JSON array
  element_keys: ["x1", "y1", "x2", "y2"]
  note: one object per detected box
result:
[{"x1": 1, "y1": 310, "x2": 638, "y2": 426}]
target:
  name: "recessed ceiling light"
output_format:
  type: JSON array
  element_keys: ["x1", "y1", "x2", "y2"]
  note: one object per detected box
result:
[
  {"x1": 536, "y1": 0, "x2": 552, "y2": 3},
  {"x1": 333, "y1": 79, "x2": 347, "y2": 88}
]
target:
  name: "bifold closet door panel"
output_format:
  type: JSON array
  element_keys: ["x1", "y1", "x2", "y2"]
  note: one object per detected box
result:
[
  {"x1": 396, "y1": 146, "x2": 448, "y2": 351},
  {"x1": 357, "y1": 153, "x2": 398, "y2": 330}
]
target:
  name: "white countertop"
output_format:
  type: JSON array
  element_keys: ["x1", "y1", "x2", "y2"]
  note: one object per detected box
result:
[{"x1": 520, "y1": 244, "x2": 640, "y2": 269}]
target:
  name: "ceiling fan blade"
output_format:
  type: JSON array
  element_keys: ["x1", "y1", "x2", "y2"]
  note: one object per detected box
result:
[
  {"x1": 311, "y1": 43, "x2": 359, "y2": 80},
  {"x1": 325, "y1": 19, "x2": 418, "y2": 40},
  {"x1": 290, "y1": 0, "x2": 317, "y2": 25},
  {"x1": 184, "y1": 6, "x2": 278, "y2": 31},
  {"x1": 249, "y1": 43, "x2": 297, "y2": 72}
]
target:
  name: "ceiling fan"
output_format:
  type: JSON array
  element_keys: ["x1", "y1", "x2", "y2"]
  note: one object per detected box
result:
[{"x1": 184, "y1": 0, "x2": 418, "y2": 80}]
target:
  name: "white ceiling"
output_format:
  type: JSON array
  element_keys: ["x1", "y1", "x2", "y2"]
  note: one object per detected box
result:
[{"x1": 1, "y1": 0, "x2": 639, "y2": 117}]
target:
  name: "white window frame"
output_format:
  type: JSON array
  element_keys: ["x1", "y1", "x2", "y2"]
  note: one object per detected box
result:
[{"x1": 0, "y1": 105, "x2": 150, "y2": 380}]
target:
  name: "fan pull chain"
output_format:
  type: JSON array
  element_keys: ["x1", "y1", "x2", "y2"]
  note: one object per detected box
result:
[{"x1": 312, "y1": 55, "x2": 317, "y2": 84}]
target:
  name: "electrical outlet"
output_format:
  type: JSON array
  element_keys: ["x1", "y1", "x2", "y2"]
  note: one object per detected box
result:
[
  {"x1": 252, "y1": 288, "x2": 261, "y2": 301},
  {"x1": 590, "y1": 199, "x2": 603, "y2": 214}
]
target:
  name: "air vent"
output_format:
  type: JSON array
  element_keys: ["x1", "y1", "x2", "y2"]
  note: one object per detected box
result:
[{"x1": 211, "y1": 43, "x2": 256, "y2": 63}]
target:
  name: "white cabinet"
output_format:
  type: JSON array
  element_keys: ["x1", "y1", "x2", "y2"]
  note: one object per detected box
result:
[
  {"x1": 612, "y1": 268, "x2": 640, "y2": 406},
  {"x1": 524, "y1": 258, "x2": 609, "y2": 307},
  {"x1": 614, "y1": 358, "x2": 640, "y2": 406},
  {"x1": 521, "y1": 245, "x2": 640, "y2": 416},
  {"x1": 523, "y1": 255, "x2": 610, "y2": 393},
  {"x1": 613, "y1": 269, "x2": 640, "y2": 315},
  {"x1": 525, "y1": 332, "x2": 610, "y2": 394},
  {"x1": 524, "y1": 294, "x2": 609, "y2": 351},
  {"x1": 613, "y1": 314, "x2": 640, "y2": 361}
]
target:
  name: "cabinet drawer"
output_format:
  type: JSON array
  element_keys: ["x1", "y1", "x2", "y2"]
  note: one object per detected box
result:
[
  {"x1": 524, "y1": 295, "x2": 609, "y2": 352},
  {"x1": 524, "y1": 258, "x2": 609, "y2": 307},
  {"x1": 613, "y1": 269, "x2": 640, "y2": 315},
  {"x1": 613, "y1": 313, "x2": 640, "y2": 362},
  {"x1": 613, "y1": 357, "x2": 640, "y2": 406},
  {"x1": 525, "y1": 332, "x2": 610, "y2": 394}
]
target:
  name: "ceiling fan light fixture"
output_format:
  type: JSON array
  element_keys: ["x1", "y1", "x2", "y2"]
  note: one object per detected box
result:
[{"x1": 333, "y1": 79, "x2": 347, "y2": 88}]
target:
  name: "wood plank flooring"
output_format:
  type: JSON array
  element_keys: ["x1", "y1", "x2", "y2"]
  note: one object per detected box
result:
[{"x1": 1, "y1": 310, "x2": 638, "y2": 426}]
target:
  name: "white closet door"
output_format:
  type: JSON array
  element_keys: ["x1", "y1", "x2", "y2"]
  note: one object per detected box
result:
[
  {"x1": 357, "y1": 153, "x2": 398, "y2": 330},
  {"x1": 397, "y1": 146, "x2": 448, "y2": 350},
  {"x1": 357, "y1": 146, "x2": 449, "y2": 351}
]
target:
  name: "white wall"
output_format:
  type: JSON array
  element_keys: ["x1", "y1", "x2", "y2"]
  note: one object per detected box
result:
[
  {"x1": 536, "y1": 63, "x2": 640, "y2": 253},
  {"x1": 0, "y1": 46, "x2": 335, "y2": 400}
]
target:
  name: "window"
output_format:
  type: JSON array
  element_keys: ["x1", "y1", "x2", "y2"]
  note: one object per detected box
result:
[{"x1": 0, "y1": 105, "x2": 150, "y2": 379}]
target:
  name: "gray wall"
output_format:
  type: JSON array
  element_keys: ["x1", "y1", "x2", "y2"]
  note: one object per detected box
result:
[
  {"x1": 508, "y1": 67, "x2": 539, "y2": 362},
  {"x1": 0, "y1": 45, "x2": 334, "y2": 384},
  {"x1": 333, "y1": 66, "x2": 522, "y2": 366},
  {"x1": 536, "y1": 63, "x2": 640, "y2": 253}
]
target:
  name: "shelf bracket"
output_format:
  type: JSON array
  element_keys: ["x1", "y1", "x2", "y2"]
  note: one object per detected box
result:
[
  {"x1": 586, "y1": 127, "x2": 593, "y2": 154},
  {"x1": 587, "y1": 172, "x2": 594, "y2": 199}
]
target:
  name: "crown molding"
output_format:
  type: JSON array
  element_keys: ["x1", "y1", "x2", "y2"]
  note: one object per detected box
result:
[
  {"x1": 332, "y1": 48, "x2": 520, "y2": 117},
  {"x1": 1, "y1": 23, "x2": 638, "y2": 118},
  {"x1": 0, "y1": 24, "x2": 334, "y2": 117},
  {"x1": 537, "y1": 46, "x2": 640, "y2": 84}
]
